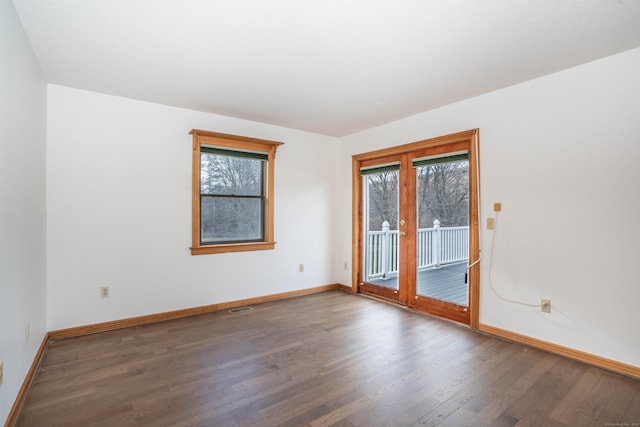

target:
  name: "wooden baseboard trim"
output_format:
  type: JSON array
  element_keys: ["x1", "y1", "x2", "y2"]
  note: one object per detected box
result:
[
  {"x1": 336, "y1": 283, "x2": 354, "y2": 293},
  {"x1": 4, "y1": 333, "x2": 49, "y2": 427},
  {"x1": 479, "y1": 323, "x2": 640, "y2": 379},
  {"x1": 49, "y1": 284, "x2": 339, "y2": 340}
]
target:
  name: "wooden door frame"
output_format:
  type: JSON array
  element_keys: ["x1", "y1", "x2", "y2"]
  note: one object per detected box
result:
[
  {"x1": 351, "y1": 129, "x2": 480, "y2": 329},
  {"x1": 356, "y1": 153, "x2": 409, "y2": 305}
]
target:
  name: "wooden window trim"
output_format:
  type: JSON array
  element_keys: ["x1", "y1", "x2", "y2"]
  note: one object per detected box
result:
[{"x1": 189, "y1": 129, "x2": 283, "y2": 255}]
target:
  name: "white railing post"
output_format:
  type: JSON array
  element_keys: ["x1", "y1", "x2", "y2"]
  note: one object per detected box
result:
[
  {"x1": 432, "y1": 219, "x2": 441, "y2": 268},
  {"x1": 365, "y1": 232, "x2": 373, "y2": 278},
  {"x1": 381, "y1": 221, "x2": 390, "y2": 278}
]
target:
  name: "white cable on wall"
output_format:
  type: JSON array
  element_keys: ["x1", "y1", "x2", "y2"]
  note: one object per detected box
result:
[{"x1": 488, "y1": 211, "x2": 542, "y2": 308}]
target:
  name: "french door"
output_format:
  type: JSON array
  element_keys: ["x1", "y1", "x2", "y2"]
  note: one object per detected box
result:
[
  {"x1": 353, "y1": 130, "x2": 480, "y2": 327},
  {"x1": 359, "y1": 153, "x2": 405, "y2": 303}
]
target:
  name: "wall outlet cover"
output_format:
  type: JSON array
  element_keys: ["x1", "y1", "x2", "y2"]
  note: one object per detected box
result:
[{"x1": 100, "y1": 286, "x2": 110, "y2": 298}]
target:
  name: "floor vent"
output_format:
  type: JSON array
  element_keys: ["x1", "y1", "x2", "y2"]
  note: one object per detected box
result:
[{"x1": 228, "y1": 306, "x2": 253, "y2": 314}]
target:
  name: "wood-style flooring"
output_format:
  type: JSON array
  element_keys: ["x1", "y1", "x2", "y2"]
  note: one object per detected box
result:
[{"x1": 16, "y1": 291, "x2": 640, "y2": 426}]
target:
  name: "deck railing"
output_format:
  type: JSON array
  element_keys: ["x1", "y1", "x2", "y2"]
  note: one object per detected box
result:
[{"x1": 365, "y1": 219, "x2": 469, "y2": 279}]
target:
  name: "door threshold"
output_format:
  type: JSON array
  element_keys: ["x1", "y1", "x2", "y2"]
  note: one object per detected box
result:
[{"x1": 356, "y1": 290, "x2": 471, "y2": 328}]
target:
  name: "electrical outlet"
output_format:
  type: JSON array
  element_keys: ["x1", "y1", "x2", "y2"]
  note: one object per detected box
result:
[
  {"x1": 100, "y1": 286, "x2": 110, "y2": 298},
  {"x1": 343, "y1": 261, "x2": 348, "y2": 271},
  {"x1": 298, "y1": 264, "x2": 304, "y2": 273},
  {"x1": 25, "y1": 322, "x2": 30, "y2": 340},
  {"x1": 487, "y1": 218, "x2": 495, "y2": 230},
  {"x1": 541, "y1": 299, "x2": 551, "y2": 313}
]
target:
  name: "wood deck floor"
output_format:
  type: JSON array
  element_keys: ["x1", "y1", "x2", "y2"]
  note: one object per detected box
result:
[
  {"x1": 367, "y1": 262, "x2": 468, "y2": 306},
  {"x1": 16, "y1": 291, "x2": 639, "y2": 427}
]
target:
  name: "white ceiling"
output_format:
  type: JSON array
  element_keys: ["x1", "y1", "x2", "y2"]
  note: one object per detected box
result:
[{"x1": 13, "y1": 0, "x2": 640, "y2": 137}]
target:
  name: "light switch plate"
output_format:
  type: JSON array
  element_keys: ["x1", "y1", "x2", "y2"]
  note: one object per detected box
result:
[{"x1": 487, "y1": 218, "x2": 495, "y2": 230}]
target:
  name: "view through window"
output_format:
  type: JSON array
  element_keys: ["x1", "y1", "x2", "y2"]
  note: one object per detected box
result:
[
  {"x1": 189, "y1": 129, "x2": 283, "y2": 255},
  {"x1": 200, "y1": 148, "x2": 265, "y2": 243}
]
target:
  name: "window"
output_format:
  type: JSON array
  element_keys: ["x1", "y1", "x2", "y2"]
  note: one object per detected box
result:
[{"x1": 189, "y1": 129, "x2": 283, "y2": 255}]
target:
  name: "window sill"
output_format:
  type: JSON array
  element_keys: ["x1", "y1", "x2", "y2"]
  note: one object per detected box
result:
[{"x1": 190, "y1": 241, "x2": 276, "y2": 255}]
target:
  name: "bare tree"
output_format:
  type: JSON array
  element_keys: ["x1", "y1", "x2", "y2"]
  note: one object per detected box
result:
[
  {"x1": 365, "y1": 160, "x2": 469, "y2": 231},
  {"x1": 366, "y1": 171, "x2": 399, "y2": 231},
  {"x1": 417, "y1": 161, "x2": 468, "y2": 227},
  {"x1": 202, "y1": 155, "x2": 261, "y2": 195}
]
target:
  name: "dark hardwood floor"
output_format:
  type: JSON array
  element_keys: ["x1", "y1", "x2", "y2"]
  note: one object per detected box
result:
[{"x1": 16, "y1": 291, "x2": 639, "y2": 426}]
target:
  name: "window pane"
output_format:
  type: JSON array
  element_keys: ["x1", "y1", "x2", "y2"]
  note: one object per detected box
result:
[
  {"x1": 416, "y1": 160, "x2": 469, "y2": 228},
  {"x1": 200, "y1": 153, "x2": 263, "y2": 196},
  {"x1": 366, "y1": 170, "x2": 399, "y2": 231},
  {"x1": 362, "y1": 169, "x2": 399, "y2": 286},
  {"x1": 201, "y1": 196, "x2": 263, "y2": 243}
]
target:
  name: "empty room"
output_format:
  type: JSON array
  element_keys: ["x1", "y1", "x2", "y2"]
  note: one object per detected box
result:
[{"x1": 1, "y1": 0, "x2": 639, "y2": 426}]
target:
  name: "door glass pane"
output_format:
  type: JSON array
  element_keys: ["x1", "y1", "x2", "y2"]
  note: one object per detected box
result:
[
  {"x1": 415, "y1": 159, "x2": 469, "y2": 305},
  {"x1": 363, "y1": 169, "x2": 399, "y2": 290}
]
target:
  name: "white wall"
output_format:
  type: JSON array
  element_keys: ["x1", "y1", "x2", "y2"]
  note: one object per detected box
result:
[
  {"x1": 3, "y1": 15, "x2": 638, "y2": 424},
  {"x1": 336, "y1": 47, "x2": 640, "y2": 368},
  {"x1": 46, "y1": 85, "x2": 339, "y2": 330},
  {"x1": 0, "y1": 0, "x2": 48, "y2": 422}
]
